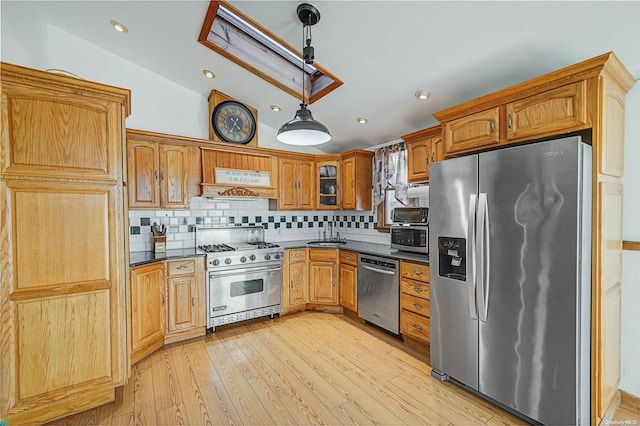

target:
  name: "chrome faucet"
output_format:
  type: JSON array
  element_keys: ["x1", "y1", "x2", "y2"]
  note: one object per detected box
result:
[{"x1": 328, "y1": 221, "x2": 333, "y2": 241}]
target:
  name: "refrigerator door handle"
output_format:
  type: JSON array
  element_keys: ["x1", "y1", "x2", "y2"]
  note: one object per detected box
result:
[
  {"x1": 467, "y1": 193, "x2": 478, "y2": 320},
  {"x1": 477, "y1": 193, "x2": 490, "y2": 322}
]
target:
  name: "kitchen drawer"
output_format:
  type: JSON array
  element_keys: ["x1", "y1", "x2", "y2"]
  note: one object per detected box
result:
[
  {"x1": 167, "y1": 259, "x2": 196, "y2": 276},
  {"x1": 400, "y1": 310, "x2": 431, "y2": 343},
  {"x1": 309, "y1": 248, "x2": 338, "y2": 262},
  {"x1": 400, "y1": 261, "x2": 430, "y2": 283},
  {"x1": 401, "y1": 293, "x2": 430, "y2": 317},
  {"x1": 400, "y1": 278, "x2": 430, "y2": 300},
  {"x1": 339, "y1": 249, "x2": 358, "y2": 266},
  {"x1": 288, "y1": 248, "x2": 308, "y2": 262}
]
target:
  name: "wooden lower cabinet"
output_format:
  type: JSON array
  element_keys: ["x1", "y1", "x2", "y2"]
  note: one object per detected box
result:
[
  {"x1": 309, "y1": 249, "x2": 339, "y2": 304},
  {"x1": 130, "y1": 262, "x2": 166, "y2": 364},
  {"x1": 165, "y1": 257, "x2": 206, "y2": 344},
  {"x1": 282, "y1": 249, "x2": 309, "y2": 313},
  {"x1": 399, "y1": 260, "x2": 431, "y2": 344},
  {"x1": 130, "y1": 257, "x2": 206, "y2": 364},
  {"x1": 339, "y1": 250, "x2": 358, "y2": 312}
]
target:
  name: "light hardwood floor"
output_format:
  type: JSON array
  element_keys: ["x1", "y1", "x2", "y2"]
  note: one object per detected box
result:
[{"x1": 48, "y1": 312, "x2": 638, "y2": 425}]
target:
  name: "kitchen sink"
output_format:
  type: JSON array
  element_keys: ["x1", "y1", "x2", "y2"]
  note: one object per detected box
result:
[{"x1": 306, "y1": 240, "x2": 347, "y2": 247}]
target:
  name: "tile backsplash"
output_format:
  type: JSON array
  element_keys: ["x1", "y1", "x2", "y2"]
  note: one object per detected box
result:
[{"x1": 129, "y1": 197, "x2": 389, "y2": 252}]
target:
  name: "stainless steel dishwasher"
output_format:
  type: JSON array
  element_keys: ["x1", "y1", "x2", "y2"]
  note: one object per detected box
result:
[{"x1": 357, "y1": 253, "x2": 399, "y2": 334}]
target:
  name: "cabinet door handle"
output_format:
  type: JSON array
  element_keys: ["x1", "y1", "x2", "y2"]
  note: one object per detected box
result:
[
  {"x1": 507, "y1": 113, "x2": 514, "y2": 129},
  {"x1": 155, "y1": 170, "x2": 159, "y2": 179},
  {"x1": 490, "y1": 119, "x2": 496, "y2": 133},
  {"x1": 431, "y1": 152, "x2": 435, "y2": 162},
  {"x1": 160, "y1": 171, "x2": 165, "y2": 180},
  {"x1": 290, "y1": 280, "x2": 294, "y2": 288},
  {"x1": 161, "y1": 294, "x2": 166, "y2": 305},
  {"x1": 191, "y1": 297, "x2": 195, "y2": 306}
]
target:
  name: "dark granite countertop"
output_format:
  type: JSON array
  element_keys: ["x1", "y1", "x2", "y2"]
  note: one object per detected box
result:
[
  {"x1": 277, "y1": 239, "x2": 429, "y2": 264},
  {"x1": 129, "y1": 240, "x2": 427, "y2": 267},
  {"x1": 129, "y1": 248, "x2": 205, "y2": 267}
]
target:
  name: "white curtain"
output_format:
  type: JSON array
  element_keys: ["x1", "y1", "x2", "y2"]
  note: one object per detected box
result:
[{"x1": 372, "y1": 142, "x2": 411, "y2": 208}]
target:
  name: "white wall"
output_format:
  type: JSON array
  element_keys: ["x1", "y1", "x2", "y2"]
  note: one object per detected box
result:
[
  {"x1": 1, "y1": 1, "x2": 47, "y2": 68},
  {"x1": 620, "y1": 81, "x2": 640, "y2": 397}
]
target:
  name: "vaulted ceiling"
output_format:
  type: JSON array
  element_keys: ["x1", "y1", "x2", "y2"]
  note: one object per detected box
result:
[{"x1": 17, "y1": 1, "x2": 640, "y2": 153}]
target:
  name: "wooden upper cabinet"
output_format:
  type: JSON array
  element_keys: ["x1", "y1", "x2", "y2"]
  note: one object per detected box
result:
[
  {"x1": 316, "y1": 158, "x2": 341, "y2": 210},
  {"x1": 341, "y1": 150, "x2": 373, "y2": 210},
  {"x1": 443, "y1": 107, "x2": 501, "y2": 156},
  {"x1": 126, "y1": 130, "x2": 201, "y2": 209},
  {"x1": 159, "y1": 144, "x2": 190, "y2": 208},
  {"x1": 1, "y1": 68, "x2": 128, "y2": 182},
  {"x1": 505, "y1": 81, "x2": 589, "y2": 141},
  {"x1": 438, "y1": 82, "x2": 592, "y2": 157},
  {"x1": 403, "y1": 125, "x2": 442, "y2": 182},
  {"x1": 277, "y1": 157, "x2": 315, "y2": 210},
  {"x1": 128, "y1": 140, "x2": 160, "y2": 207}
]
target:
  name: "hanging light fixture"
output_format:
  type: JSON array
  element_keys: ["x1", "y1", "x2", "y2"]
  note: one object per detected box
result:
[{"x1": 277, "y1": 3, "x2": 331, "y2": 146}]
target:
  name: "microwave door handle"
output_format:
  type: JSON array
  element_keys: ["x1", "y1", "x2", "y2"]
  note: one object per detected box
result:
[{"x1": 468, "y1": 193, "x2": 478, "y2": 320}]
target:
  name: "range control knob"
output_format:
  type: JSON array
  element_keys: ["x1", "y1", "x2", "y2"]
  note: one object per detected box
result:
[
  {"x1": 273, "y1": 253, "x2": 281, "y2": 260},
  {"x1": 212, "y1": 259, "x2": 220, "y2": 267},
  {"x1": 240, "y1": 256, "x2": 247, "y2": 263},
  {"x1": 264, "y1": 254, "x2": 271, "y2": 260},
  {"x1": 249, "y1": 254, "x2": 256, "y2": 261},
  {"x1": 224, "y1": 258, "x2": 232, "y2": 265}
]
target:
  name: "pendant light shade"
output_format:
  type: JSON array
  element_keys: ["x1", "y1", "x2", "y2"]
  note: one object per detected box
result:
[
  {"x1": 277, "y1": 3, "x2": 331, "y2": 146},
  {"x1": 277, "y1": 103, "x2": 331, "y2": 145}
]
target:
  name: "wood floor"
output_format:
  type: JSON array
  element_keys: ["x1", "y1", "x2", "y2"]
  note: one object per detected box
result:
[{"x1": 47, "y1": 312, "x2": 639, "y2": 425}]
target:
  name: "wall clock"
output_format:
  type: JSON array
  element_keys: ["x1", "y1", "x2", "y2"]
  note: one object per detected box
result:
[{"x1": 208, "y1": 90, "x2": 258, "y2": 146}]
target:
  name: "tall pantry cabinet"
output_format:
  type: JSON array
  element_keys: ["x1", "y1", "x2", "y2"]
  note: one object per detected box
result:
[{"x1": 0, "y1": 63, "x2": 131, "y2": 424}]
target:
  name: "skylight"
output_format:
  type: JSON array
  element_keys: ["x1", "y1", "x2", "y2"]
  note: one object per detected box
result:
[{"x1": 198, "y1": 1, "x2": 342, "y2": 104}]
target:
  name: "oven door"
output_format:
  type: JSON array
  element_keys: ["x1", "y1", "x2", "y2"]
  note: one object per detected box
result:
[{"x1": 207, "y1": 263, "x2": 282, "y2": 318}]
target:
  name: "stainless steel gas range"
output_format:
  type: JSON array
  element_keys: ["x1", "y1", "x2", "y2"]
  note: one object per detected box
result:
[{"x1": 196, "y1": 226, "x2": 283, "y2": 331}]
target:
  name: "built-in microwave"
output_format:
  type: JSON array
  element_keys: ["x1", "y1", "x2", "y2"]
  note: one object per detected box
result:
[{"x1": 390, "y1": 208, "x2": 429, "y2": 254}]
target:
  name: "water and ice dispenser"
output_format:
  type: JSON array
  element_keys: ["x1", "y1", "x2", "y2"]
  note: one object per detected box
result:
[{"x1": 437, "y1": 237, "x2": 467, "y2": 281}]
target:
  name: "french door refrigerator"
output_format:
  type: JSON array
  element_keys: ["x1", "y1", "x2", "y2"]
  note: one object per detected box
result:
[{"x1": 429, "y1": 136, "x2": 591, "y2": 425}]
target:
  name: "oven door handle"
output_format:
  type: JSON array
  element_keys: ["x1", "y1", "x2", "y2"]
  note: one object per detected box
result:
[{"x1": 209, "y1": 265, "x2": 282, "y2": 279}]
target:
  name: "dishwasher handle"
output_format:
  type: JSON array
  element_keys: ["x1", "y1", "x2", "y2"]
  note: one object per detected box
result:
[{"x1": 360, "y1": 264, "x2": 396, "y2": 275}]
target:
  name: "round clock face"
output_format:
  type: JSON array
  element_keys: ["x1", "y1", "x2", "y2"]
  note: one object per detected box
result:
[{"x1": 212, "y1": 100, "x2": 256, "y2": 144}]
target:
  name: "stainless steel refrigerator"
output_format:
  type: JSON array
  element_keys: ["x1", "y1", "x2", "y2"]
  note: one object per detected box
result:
[{"x1": 429, "y1": 136, "x2": 591, "y2": 425}]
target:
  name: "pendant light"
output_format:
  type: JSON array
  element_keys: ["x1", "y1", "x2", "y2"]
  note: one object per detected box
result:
[{"x1": 277, "y1": 3, "x2": 331, "y2": 146}]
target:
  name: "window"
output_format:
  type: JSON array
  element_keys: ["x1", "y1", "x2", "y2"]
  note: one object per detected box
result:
[{"x1": 198, "y1": 1, "x2": 342, "y2": 104}]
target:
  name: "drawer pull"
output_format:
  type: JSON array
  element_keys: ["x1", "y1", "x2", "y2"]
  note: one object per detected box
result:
[
  {"x1": 413, "y1": 270, "x2": 423, "y2": 275},
  {"x1": 413, "y1": 287, "x2": 424, "y2": 292},
  {"x1": 177, "y1": 265, "x2": 188, "y2": 270},
  {"x1": 413, "y1": 303, "x2": 424, "y2": 310},
  {"x1": 413, "y1": 324, "x2": 424, "y2": 331}
]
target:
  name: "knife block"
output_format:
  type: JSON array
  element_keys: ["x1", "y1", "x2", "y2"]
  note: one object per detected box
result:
[{"x1": 153, "y1": 235, "x2": 166, "y2": 254}]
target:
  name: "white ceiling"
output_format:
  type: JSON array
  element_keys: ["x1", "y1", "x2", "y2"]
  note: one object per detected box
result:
[{"x1": 26, "y1": 1, "x2": 640, "y2": 153}]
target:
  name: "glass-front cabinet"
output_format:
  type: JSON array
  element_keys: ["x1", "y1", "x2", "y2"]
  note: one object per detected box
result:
[{"x1": 316, "y1": 159, "x2": 340, "y2": 209}]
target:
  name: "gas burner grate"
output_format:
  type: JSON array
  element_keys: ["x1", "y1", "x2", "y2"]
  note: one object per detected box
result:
[
  {"x1": 248, "y1": 242, "x2": 280, "y2": 249},
  {"x1": 198, "y1": 244, "x2": 235, "y2": 253}
]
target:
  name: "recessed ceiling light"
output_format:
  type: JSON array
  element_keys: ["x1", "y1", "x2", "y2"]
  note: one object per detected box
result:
[
  {"x1": 357, "y1": 117, "x2": 368, "y2": 124},
  {"x1": 415, "y1": 90, "x2": 431, "y2": 100},
  {"x1": 270, "y1": 105, "x2": 281, "y2": 112},
  {"x1": 110, "y1": 20, "x2": 128, "y2": 33},
  {"x1": 202, "y1": 69, "x2": 216, "y2": 79}
]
